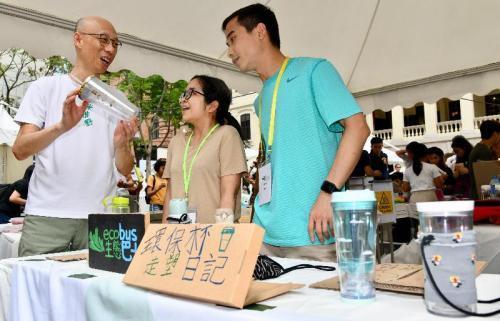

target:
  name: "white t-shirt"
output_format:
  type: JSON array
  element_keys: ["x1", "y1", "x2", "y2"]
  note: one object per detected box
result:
[
  {"x1": 15, "y1": 75, "x2": 118, "y2": 218},
  {"x1": 403, "y1": 162, "x2": 442, "y2": 192},
  {"x1": 446, "y1": 154, "x2": 457, "y2": 171}
]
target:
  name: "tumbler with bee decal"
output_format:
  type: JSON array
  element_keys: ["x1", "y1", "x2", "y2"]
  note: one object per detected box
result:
[{"x1": 417, "y1": 201, "x2": 476, "y2": 316}]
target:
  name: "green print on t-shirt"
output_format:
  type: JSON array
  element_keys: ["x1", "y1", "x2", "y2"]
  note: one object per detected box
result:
[{"x1": 82, "y1": 103, "x2": 94, "y2": 127}]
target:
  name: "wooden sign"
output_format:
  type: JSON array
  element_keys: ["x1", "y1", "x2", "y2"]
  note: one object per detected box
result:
[
  {"x1": 88, "y1": 213, "x2": 149, "y2": 273},
  {"x1": 123, "y1": 223, "x2": 264, "y2": 308}
]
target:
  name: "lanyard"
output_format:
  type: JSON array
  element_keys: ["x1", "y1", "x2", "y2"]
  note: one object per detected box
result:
[
  {"x1": 258, "y1": 57, "x2": 290, "y2": 158},
  {"x1": 182, "y1": 124, "x2": 219, "y2": 197}
]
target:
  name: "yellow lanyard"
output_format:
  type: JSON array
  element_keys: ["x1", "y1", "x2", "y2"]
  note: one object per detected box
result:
[
  {"x1": 182, "y1": 124, "x2": 220, "y2": 197},
  {"x1": 258, "y1": 57, "x2": 290, "y2": 157}
]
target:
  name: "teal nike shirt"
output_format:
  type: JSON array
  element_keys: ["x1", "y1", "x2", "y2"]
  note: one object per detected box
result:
[{"x1": 253, "y1": 57, "x2": 362, "y2": 246}]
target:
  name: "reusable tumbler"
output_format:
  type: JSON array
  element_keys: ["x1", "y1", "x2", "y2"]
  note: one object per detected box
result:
[
  {"x1": 103, "y1": 196, "x2": 130, "y2": 214},
  {"x1": 79, "y1": 76, "x2": 139, "y2": 121},
  {"x1": 417, "y1": 200, "x2": 476, "y2": 316},
  {"x1": 332, "y1": 190, "x2": 377, "y2": 301}
]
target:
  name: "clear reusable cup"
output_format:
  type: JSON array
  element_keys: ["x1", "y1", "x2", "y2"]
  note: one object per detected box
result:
[
  {"x1": 79, "y1": 76, "x2": 139, "y2": 121},
  {"x1": 332, "y1": 190, "x2": 377, "y2": 301}
]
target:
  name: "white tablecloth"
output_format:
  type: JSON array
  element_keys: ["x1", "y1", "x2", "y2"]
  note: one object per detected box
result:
[
  {"x1": 382, "y1": 224, "x2": 500, "y2": 274},
  {"x1": 0, "y1": 228, "x2": 21, "y2": 260},
  {"x1": 394, "y1": 203, "x2": 417, "y2": 220},
  {"x1": 475, "y1": 224, "x2": 500, "y2": 274},
  {"x1": 1, "y1": 251, "x2": 500, "y2": 321}
]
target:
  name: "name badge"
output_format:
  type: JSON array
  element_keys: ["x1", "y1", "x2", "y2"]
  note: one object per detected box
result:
[
  {"x1": 258, "y1": 162, "x2": 272, "y2": 206},
  {"x1": 187, "y1": 208, "x2": 197, "y2": 223}
]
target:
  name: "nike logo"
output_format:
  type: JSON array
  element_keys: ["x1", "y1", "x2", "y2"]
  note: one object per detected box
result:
[{"x1": 286, "y1": 76, "x2": 298, "y2": 83}]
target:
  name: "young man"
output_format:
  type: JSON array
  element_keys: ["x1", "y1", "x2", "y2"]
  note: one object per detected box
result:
[
  {"x1": 222, "y1": 4, "x2": 370, "y2": 261},
  {"x1": 13, "y1": 16, "x2": 137, "y2": 256},
  {"x1": 369, "y1": 136, "x2": 389, "y2": 180},
  {"x1": 469, "y1": 120, "x2": 500, "y2": 198}
]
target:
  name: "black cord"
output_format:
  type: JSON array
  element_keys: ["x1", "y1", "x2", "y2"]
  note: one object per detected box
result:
[
  {"x1": 421, "y1": 235, "x2": 500, "y2": 317},
  {"x1": 283, "y1": 264, "x2": 335, "y2": 274},
  {"x1": 479, "y1": 298, "x2": 500, "y2": 304}
]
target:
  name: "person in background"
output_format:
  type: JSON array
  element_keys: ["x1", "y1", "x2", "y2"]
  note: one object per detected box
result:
[
  {"x1": 450, "y1": 135, "x2": 473, "y2": 198},
  {"x1": 402, "y1": 142, "x2": 444, "y2": 203},
  {"x1": 469, "y1": 120, "x2": 500, "y2": 199},
  {"x1": 402, "y1": 142, "x2": 444, "y2": 240},
  {"x1": 146, "y1": 158, "x2": 167, "y2": 212},
  {"x1": 0, "y1": 164, "x2": 34, "y2": 223},
  {"x1": 396, "y1": 141, "x2": 420, "y2": 169},
  {"x1": 117, "y1": 170, "x2": 142, "y2": 212},
  {"x1": 493, "y1": 139, "x2": 500, "y2": 159},
  {"x1": 369, "y1": 136, "x2": 389, "y2": 180},
  {"x1": 390, "y1": 171, "x2": 404, "y2": 195},
  {"x1": 427, "y1": 147, "x2": 455, "y2": 196},
  {"x1": 390, "y1": 163, "x2": 402, "y2": 175},
  {"x1": 350, "y1": 150, "x2": 380, "y2": 178}
]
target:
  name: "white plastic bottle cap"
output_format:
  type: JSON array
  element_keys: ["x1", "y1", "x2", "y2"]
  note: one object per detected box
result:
[
  {"x1": 416, "y1": 200, "x2": 474, "y2": 216},
  {"x1": 331, "y1": 189, "x2": 376, "y2": 203}
]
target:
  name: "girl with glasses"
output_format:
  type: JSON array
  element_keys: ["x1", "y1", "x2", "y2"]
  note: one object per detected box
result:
[{"x1": 162, "y1": 75, "x2": 247, "y2": 223}]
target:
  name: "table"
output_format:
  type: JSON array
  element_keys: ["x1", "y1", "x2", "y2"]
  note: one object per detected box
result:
[
  {"x1": 1, "y1": 251, "x2": 500, "y2": 321},
  {"x1": 381, "y1": 224, "x2": 500, "y2": 274},
  {"x1": 0, "y1": 224, "x2": 21, "y2": 260},
  {"x1": 394, "y1": 203, "x2": 416, "y2": 220},
  {"x1": 475, "y1": 224, "x2": 500, "y2": 274},
  {"x1": 474, "y1": 200, "x2": 500, "y2": 223}
]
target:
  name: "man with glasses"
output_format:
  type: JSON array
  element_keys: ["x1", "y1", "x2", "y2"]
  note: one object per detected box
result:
[{"x1": 13, "y1": 16, "x2": 137, "y2": 256}]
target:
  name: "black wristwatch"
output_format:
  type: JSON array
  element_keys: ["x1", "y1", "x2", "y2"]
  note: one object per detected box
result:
[{"x1": 321, "y1": 180, "x2": 340, "y2": 194}]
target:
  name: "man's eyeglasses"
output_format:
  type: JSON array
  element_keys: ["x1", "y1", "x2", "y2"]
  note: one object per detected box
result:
[
  {"x1": 179, "y1": 88, "x2": 205, "y2": 101},
  {"x1": 79, "y1": 32, "x2": 123, "y2": 49}
]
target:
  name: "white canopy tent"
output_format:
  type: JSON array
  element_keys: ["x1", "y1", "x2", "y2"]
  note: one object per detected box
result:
[
  {"x1": 1, "y1": 0, "x2": 499, "y2": 112},
  {"x1": 0, "y1": 103, "x2": 32, "y2": 183},
  {"x1": 0, "y1": 102, "x2": 19, "y2": 147}
]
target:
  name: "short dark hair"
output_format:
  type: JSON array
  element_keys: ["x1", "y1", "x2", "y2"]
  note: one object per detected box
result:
[
  {"x1": 222, "y1": 3, "x2": 281, "y2": 49},
  {"x1": 370, "y1": 136, "x2": 383, "y2": 145},
  {"x1": 479, "y1": 120, "x2": 500, "y2": 139},
  {"x1": 154, "y1": 158, "x2": 166, "y2": 172}
]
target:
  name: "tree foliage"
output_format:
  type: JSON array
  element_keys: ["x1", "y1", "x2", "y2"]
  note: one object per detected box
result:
[
  {"x1": 103, "y1": 70, "x2": 187, "y2": 176},
  {"x1": 0, "y1": 48, "x2": 72, "y2": 112}
]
